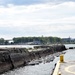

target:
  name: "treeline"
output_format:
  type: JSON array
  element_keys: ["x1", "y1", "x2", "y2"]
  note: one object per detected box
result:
[
  {"x1": 0, "y1": 38, "x2": 9, "y2": 45},
  {"x1": 0, "y1": 36, "x2": 62, "y2": 45},
  {"x1": 13, "y1": 37, "x2": 62, "y2": 44}
]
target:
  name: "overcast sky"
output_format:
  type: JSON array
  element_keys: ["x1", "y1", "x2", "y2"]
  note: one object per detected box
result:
[{"x1": 0, "y1": 0, "x2": 75, "y2": 39}]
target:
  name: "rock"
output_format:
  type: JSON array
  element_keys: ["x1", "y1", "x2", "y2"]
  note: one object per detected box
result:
[
  {"x1": 27, "y1": 60, "x2": 40, "y2": 65},
  {"x1": 69, "y1": 47, "x2": 74, "y2": 49}
]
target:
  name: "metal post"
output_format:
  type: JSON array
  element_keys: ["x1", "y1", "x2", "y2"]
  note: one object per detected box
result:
[{"x1": 60, "y1": 55, "x2": 64, "y2": 63}]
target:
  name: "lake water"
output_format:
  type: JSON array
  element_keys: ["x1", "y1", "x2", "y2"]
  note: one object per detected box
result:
[
  {"x1": 0, "y1": 44, "x2": 74, "y2": 48},
  {"x1": 0, "y1": 45, "x2": 37, "y2": 49},
  {"x1": 64, "y1": 44, "x2": 75, "y2": 48},
  {"x1": 1, "y1": 44, "x2": 75, "y2": 75}
]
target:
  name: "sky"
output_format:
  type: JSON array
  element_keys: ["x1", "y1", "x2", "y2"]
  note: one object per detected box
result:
[{"x1": 0, "y1": 0, "x2": 75, "y2": 39}]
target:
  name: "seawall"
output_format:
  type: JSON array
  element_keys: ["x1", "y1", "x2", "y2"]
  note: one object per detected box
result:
[{"x1": 0, "y1": 44, "x2": 66, "y2": 74}]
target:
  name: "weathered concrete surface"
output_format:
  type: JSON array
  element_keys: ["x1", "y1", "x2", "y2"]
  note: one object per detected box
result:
[
  {"x1": 0, "y1": 48, "x2": 29, "y2": 74},
  {"x1": 10, "y1": 53, "x2": 25, "y2": 68},
  {"x1": 0, "y1": 51, "x2": 12, "y2": 73},
  {"x1": 0, "y1": 62, "x2": 12, "y2": 74},
  {"x1": 54, "y1": 61, "x2": 75, "y2": 75},
  {"x1": 59, "y1": 61, "x2": 75, "y2": 75},
  {"x1": 0, "y1": 44, "x2": 67, "y2": 74}
]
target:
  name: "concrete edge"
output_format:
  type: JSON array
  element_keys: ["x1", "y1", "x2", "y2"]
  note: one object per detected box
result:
[{"x1": 53, "y1": 61, "x2": 60, "y2": 75}]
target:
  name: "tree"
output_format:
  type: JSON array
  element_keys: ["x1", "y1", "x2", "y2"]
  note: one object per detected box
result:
[
  {"x1": 4, "y1": 40, "x2": 9, "y2": 45},
  {"x1": 0, "y1": 38, "x2": 4, "y2": 45},
  {"x1": 13, "y1": 36, "x2": 62, "y2": 45}
]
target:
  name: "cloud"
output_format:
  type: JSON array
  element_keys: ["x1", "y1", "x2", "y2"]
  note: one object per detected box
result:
[
  {"x1": 0, "y1": 0, "x2": 75, "y2": 5},
  {"x1": 0, "y1": 2, "x2": 75, "y2": 38}
]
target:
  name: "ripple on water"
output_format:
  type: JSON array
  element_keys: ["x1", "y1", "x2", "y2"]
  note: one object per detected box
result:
[{"x1": 2, "y1": 62, "x2": 56, "y2": 75}]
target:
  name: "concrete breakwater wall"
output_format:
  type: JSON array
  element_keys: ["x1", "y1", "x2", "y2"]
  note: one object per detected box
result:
[{"x1": 0, "y1": 45, "x2": 66, "y2": 74}]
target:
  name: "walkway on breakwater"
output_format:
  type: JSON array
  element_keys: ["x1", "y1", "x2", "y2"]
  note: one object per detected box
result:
[{"x1": 53, "y1": 54, "x2": 75, "y2": 75}]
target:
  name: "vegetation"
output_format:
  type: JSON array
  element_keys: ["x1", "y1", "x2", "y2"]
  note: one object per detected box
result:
[
  {"x1": 0, "y1": 38, "x2": 5, "y2": 45},
  {"x1": 13, "y1": 36, "x2": 62, "y2": 44},
  {"x1": 1, "y1": 36, "x2": 75, "y2": 45}
]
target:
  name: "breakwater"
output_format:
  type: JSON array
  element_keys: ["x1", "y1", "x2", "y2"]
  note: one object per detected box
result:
[{"x1": 0, "y1": 45, "x2": 66, "y2": 74}]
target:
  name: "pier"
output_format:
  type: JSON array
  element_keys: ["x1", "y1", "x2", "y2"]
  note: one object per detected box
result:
[{"x1": 53, "y1": 55, "x2": 75, "y2": 75}]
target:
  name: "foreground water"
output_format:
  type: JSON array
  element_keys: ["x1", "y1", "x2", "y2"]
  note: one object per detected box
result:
[{"x1": 1, "y1": 44, "x2": 75, "y2": 75}]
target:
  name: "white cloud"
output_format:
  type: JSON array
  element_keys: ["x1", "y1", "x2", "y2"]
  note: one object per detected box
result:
[{"x1": 0, "y1": 2, "x2": 75, "y2": 38}]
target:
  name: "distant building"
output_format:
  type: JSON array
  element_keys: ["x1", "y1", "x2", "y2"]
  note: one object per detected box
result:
[
  {"x1": 62, "y1": 37, "x2": 75, "y2": 44},
  {"x1": 6, "y1": 40, "x2": 14, "y2": 44},
  {"x1": 25, "y1": 40, "x2": 41, "y2": 45},
  {"x1": 33, "y1": 40, "x2": 41, "y2": 45}
]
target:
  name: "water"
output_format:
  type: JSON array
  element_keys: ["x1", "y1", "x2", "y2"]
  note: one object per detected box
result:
[
  {"x1": 64, "y1": 44, "x2": 75, "y2": 49},
  {"x1": 1, "y1": 62, "x2": 55, "y2": 75},
  {"x1": 0, "y1": 44, "x2": 74, "y2": 49},
  {"x1": 3, "y1": 63, "x2": 54, "y2": 75},
  {"x1": 1, "y1": 44, "x2": 75, "y2": 75},
  {"x1": 0, "y1": 45, "x2": 37, "y2": 49}
]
